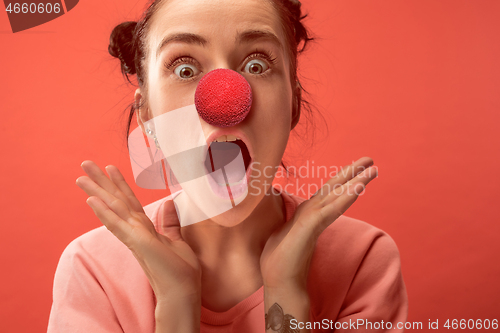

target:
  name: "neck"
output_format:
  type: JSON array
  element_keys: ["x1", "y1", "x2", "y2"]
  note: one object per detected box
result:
[{"x1": 180, "y1": 191, "x2": 285, "y2": 262}]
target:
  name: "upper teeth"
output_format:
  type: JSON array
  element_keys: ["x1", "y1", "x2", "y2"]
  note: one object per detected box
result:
[{"x1": 213, "y1": 135, "x2": 241, "y2": 142}]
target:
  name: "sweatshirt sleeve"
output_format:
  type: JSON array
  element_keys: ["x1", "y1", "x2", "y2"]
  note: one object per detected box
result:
[
  {"x1": 334, "y1": 232, "x2": 408, "y2": 332},
  {"x1": 47, "y1": 236, "x2": 124, "y2": 333}
]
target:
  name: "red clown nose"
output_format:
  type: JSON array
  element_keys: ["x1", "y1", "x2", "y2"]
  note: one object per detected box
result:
[{"x1": 195, "y1": 68, "x2": 252, "y2": 128}]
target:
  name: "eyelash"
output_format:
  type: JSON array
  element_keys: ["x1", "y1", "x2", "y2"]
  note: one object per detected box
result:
[{"x1": 163, "y1": 49, "x2": 278, "y2": 80}]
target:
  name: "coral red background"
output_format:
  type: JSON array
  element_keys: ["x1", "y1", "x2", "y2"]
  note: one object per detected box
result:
[{"x1": 1, "y1": 0, "x2": 499, "y2": 331}]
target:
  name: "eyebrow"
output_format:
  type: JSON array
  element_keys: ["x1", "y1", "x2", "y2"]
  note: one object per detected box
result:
[{"x1": 156, "y1": 29, "x2": 283, "y2": 59}]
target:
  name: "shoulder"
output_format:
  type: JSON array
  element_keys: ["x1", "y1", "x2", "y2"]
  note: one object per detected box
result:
[
  {"x1": 49, "y1": 199, "x2": 165, "y2": 332},
  {"x1": 314, "y1": 216, "x2": 408, "y2": 322},
  {"x1": 321, "y1": 212, "x2": 402, "y2": 277},
  {"x1": 282, "y1": 190, "x2": 405, "y2": 299},
  {"x1": 58, "y1": 195, "x2": 172, "y2": 274},
  {"x1": 315, "y1": 215, "x2": 403, "y2": 286},
  {"x1": 282, "y1": 190, "x2": 401, "y2": 261},
  {"x1": 321, "y1": 214, "x2": 400, "y2": 257},
  {"x1": 281, "y1": 192, "x2": 407, "y2": 322}
]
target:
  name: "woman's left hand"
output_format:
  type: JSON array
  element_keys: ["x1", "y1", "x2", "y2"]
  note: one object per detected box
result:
[{"x1": 260, "y1": 156, "x2": 378, "y2": 291}]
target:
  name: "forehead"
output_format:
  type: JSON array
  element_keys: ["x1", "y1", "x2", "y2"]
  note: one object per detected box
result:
[{"x1": 147, "y1": 0, "x2": 284, "y2": 56}]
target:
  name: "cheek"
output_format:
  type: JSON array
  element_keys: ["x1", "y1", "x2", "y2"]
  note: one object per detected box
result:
[
  {"x1": 147, "y1": 65, "x2": 197, "y2": 116},
  {"x1": 249, "y1": 82, "x2": 292, "y2": 173},
  {"x1": 147, "y1": 82, "x2": 198, "y2": 117},
  {"x1": 252, "y1": 80, "x2": 292, "y2": 124}
]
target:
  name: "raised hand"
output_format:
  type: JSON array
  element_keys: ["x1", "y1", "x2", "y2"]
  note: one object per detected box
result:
[
  {"x1": 260, "y1": 156, "x2": 378, "y2": 290},
  {"x1": 75, "y1": 160, "x2": 201, "y2": 303}
]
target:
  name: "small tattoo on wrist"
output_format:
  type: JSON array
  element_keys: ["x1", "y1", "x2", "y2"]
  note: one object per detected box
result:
[{"x1": 265, "y1": 303, "x2": 299, "y2": 333}]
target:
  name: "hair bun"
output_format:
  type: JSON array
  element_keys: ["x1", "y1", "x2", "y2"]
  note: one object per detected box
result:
[
  {"x1": 285, "y1": 0, "x2": 311, "y2": 52},
  {"x1": 108, "y1": 21, "x2": 138, "y2": 76}
]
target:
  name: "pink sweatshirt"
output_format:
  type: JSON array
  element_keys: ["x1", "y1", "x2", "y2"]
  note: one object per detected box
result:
[{"x1": 47, "y1": 191, "x2": 408, "y2": 332}]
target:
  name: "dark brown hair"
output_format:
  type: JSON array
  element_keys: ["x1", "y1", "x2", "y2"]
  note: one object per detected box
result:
[{"x1": 108, "y1": 0, "x2": 317, "y2": 150}]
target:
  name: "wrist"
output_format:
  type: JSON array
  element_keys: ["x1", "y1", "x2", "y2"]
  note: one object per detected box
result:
[
  {"x1": 264, "y1": 287, "x2": 311, "y2": 333},
  {"x1": 264, "y1": 279, "x2": 308, "y2": 293},
  {"x1": 155, "y1": 295, "x2": 201, "y2": 333},
  {"x1": 264, "y1": 285, "x2": 310, "y2": 305},
  {"x1": 155, "y1": 290, "x2": 201, "y2": 309},
  {"x1": 154, "y1": 279, "x2": 202, "y2": 304}
]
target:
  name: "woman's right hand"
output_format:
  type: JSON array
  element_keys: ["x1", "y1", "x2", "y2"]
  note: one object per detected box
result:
[{"x1": 75, "y1": 160, "x2": 201, "y2": 304}]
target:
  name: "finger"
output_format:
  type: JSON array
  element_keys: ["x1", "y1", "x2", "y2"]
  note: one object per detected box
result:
[
  {"x1": 105, "y1": 165, "x2": 145, "y2": 213},
  {"x1": 158, "y1": 200, "x2": 183, "y2": 242},
  {"x1": 86, "y1": 196, "x2": 135, "y2": 247},
  {"x1": 80, "y1": 160, "x2": 137, "y2": 213},
  {"x1": 76, "y1": 175, "x2": 133, "y2": 223},
  {"x1": 318, "y1": 182, "x2": 366, "y2": 231},
  {"x1": 322, "y1": 165, "x2": 378, "y2": 206},
  {"x1": 312, "y1": 157, "x2": 374, "y2": 199}
]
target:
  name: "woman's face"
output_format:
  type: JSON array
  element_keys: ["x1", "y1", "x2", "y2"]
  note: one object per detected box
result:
[{"x1": 138, "y1": 0, "x2": 294, "y2": 226}]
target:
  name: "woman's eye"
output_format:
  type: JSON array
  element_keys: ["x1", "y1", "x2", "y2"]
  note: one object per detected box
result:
[
  {"x1": 174, "y1": 64, "x2": 200, "y2": 79},
  {"x1": 244, "y1": 59, "x2": 269, "y2": 75}
]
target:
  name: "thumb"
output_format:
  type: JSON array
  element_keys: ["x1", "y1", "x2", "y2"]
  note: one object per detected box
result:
[{"x1": 158, "y1": 199, "x2": 183, "y2": 242}]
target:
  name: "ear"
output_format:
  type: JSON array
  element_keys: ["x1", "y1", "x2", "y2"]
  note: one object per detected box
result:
[
  {"x1": 134, "y1": 88, "x2": 152, "y2": 136},
  {"x1": 291, "y1": 81, "x2": 301, "y2": 130}
]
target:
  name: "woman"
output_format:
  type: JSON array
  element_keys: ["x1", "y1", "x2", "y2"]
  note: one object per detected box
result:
[{"x1": 48, "y1": 0, "x2": 408, "y2": 332}]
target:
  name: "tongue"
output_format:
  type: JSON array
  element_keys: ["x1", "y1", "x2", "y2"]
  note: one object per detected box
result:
[{"x1": 207, "y1": 142, "x2": 246, "y2": 185}]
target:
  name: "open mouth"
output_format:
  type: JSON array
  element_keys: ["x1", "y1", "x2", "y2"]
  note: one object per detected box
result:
[{"x1": 203, "y1": 135, "x2": 252, "y2": 187}]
